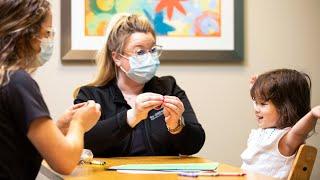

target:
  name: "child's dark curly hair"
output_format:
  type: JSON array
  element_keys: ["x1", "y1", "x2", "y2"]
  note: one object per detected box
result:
[{"x1": 250, "y1": 69, "x2": 311, "y2": 128}]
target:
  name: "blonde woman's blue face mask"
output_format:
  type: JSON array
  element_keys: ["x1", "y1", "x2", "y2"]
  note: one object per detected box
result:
[
  {"x1": 118, "y1": 32, "x2": 162, "y2": 84},
  {"x1": 120, "y1": 52, "x2": 160, "y2": 84}
]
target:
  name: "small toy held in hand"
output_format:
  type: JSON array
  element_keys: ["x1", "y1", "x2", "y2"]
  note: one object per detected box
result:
[{"x1": 154, "y1": 96, "x2": 165, "y2": 110}]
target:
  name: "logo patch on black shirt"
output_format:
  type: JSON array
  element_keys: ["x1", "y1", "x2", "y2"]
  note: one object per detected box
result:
[{"x1": 149, "y1": 109, "x2": 164, "y2": 121}]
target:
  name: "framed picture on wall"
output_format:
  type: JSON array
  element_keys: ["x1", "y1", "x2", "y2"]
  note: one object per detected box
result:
[{"x1": 61, "y1": 0, "x2": 243, "y2": 61}]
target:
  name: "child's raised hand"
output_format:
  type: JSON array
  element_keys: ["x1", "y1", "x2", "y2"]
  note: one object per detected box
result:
[
  {"x1": 249, "y1": 74, "x2": 258, "y2": 89},
  {"x1": 311, "y1": 105, "x2": 320, "y2": 119}
]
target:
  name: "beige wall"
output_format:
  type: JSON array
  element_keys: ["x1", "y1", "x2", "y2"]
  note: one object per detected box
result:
[{"x1": 36, "y1": 0, "x2": 320, "y2": 179}]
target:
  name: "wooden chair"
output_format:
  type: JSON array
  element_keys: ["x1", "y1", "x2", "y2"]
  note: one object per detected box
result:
[{"x1": 287, "y1": 144, "x2": 317, "y2": 180}]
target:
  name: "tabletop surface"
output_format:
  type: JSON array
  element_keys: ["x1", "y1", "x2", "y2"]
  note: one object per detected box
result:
[{"x1": 40, "y1": 156, "x2": 280, "y2": 180}]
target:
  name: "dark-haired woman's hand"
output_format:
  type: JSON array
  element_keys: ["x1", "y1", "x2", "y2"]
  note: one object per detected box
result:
[
  {"x1": 72, "y1": 100, "x2": 101, "y2": 132},
  {"x1": 56, "y1": 103, "x2": 87, "y2": 135}
]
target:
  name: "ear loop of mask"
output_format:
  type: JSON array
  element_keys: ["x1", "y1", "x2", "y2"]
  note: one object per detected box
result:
[
  {"x1": 119, "y1": 62, "x2": 129, "y2": 74},
  {"x1": 117, "y1": 54, "x2": 130, "y2": 74},
  {"x1": 119, "y1": 66, "x2": 128, "y2": 74}
]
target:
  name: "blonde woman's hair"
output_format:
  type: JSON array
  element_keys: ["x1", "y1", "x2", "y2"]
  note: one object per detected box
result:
[
  {"x1": 0, "y1": 0, "x2": 50, "y2": 86},
  {"x1": 73, "y1": 13, "x2": 156, "y2": 97}
]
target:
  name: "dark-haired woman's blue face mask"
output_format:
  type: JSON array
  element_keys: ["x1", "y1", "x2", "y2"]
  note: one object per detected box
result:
[
  {"x1": 36, "y1": 12, "x2": 54, "y2": 65},
  {"x1": 38, "y1": 35, "x2": 54, "y2": 65}
]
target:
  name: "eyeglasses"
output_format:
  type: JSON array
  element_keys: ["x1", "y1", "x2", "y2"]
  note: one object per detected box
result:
[
  {"x1": 43, "y1": 27, "x2": 55, "y2": 40},
  {"x1": 123, "y1": 45, "x2": 163, "y2": 61}
]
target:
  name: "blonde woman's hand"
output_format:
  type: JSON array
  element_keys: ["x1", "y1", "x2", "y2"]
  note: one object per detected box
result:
[
  {"x1": 127, "y1": 92, "x2": 163, "y2": 127},
  {"x1": 56, "y1": 103, "x2": 87, "y2": 135},
  {"x1": 311, "y1": 105, "x2": 320, "y2": 119},
  {"x1": 162, "y1": 96, "x2": 185, "y2": 131},
  {"x1": 72, "y1": 100, "x2": 101, "y2": 132}
]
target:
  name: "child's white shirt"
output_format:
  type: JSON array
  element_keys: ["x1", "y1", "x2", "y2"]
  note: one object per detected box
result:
[{"x1": 241, "y1": 127, "x2": 296, "y2": 179}]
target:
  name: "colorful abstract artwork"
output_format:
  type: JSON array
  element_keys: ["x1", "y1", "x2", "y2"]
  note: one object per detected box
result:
[{"x1": 85, "y1": 0, "x2": 221, "y2": 37}]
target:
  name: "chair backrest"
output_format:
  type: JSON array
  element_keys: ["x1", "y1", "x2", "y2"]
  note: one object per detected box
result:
[{"x1": 287, "y1": 144, "x2": 317, "y2": 180}]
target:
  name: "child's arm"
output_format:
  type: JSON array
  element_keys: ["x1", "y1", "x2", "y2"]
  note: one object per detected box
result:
[{"x1": 279, "y1": 106, "x2": 320, "y2": 156}]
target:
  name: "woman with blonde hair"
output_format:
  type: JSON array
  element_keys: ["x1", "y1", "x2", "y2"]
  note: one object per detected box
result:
[
  {"x1": 74, "y1": 13, "x2": 205, "y2": 157},
  {"x1": 0, "y1": 0, "x2": 101, "y2": 179}
]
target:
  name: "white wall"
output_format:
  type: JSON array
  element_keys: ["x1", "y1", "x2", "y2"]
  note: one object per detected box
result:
[{"x1": 35, "y1": 0, "x2": 320, "y2": 179}]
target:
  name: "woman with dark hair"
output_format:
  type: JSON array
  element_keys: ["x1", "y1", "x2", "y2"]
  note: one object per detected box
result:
[{"x1": 0, "y1": 0, "x2": 101, "y2": 179}]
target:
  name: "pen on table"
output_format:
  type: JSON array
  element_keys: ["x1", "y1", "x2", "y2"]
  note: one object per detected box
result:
[
  {"x1": 89, "y1": 160, "x2": 106, "y2": 165},
  {"x1": 215, "y1": 172, "x2": 246, "y2": 176},
  {"x1": 179, "y1": 172, "x2": 246, "y2": 177}
]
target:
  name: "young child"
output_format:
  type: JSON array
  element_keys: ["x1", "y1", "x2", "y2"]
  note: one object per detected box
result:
[{"x1": 241, "y1": 69, "x2": 320, "y2": 179}]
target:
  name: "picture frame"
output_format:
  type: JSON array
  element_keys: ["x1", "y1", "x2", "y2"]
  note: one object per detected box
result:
[{"x1": 61, "y1": 0, "x2": 243, "y2": 61}]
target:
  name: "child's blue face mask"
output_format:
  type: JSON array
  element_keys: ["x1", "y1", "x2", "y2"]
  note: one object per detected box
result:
[{"x1": 120, "y1": 53, "x2": 160, "y2": 84}]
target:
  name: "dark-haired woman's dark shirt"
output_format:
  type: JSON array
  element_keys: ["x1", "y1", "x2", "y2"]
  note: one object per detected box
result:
[{"x1": 0, "y1": 70, "x2": 50, "y2": 180}]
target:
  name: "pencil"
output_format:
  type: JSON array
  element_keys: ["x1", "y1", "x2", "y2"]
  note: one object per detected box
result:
[{"x1": 215, "y1": 172, "x2": 246, "y2": 176}]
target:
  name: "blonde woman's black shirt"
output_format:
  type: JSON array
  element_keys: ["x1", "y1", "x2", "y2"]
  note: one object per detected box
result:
[
  {"x1": 0, "y1": 70, "x2": 50, "y2": 180},
  {"x1": 74, "y1": 76, "x2": 205, "y2": 157}
]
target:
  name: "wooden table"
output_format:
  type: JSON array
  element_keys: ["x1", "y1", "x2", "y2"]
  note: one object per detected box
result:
[{"x1": 40, "y1": 156, "x2": 279, "y2": 180}]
